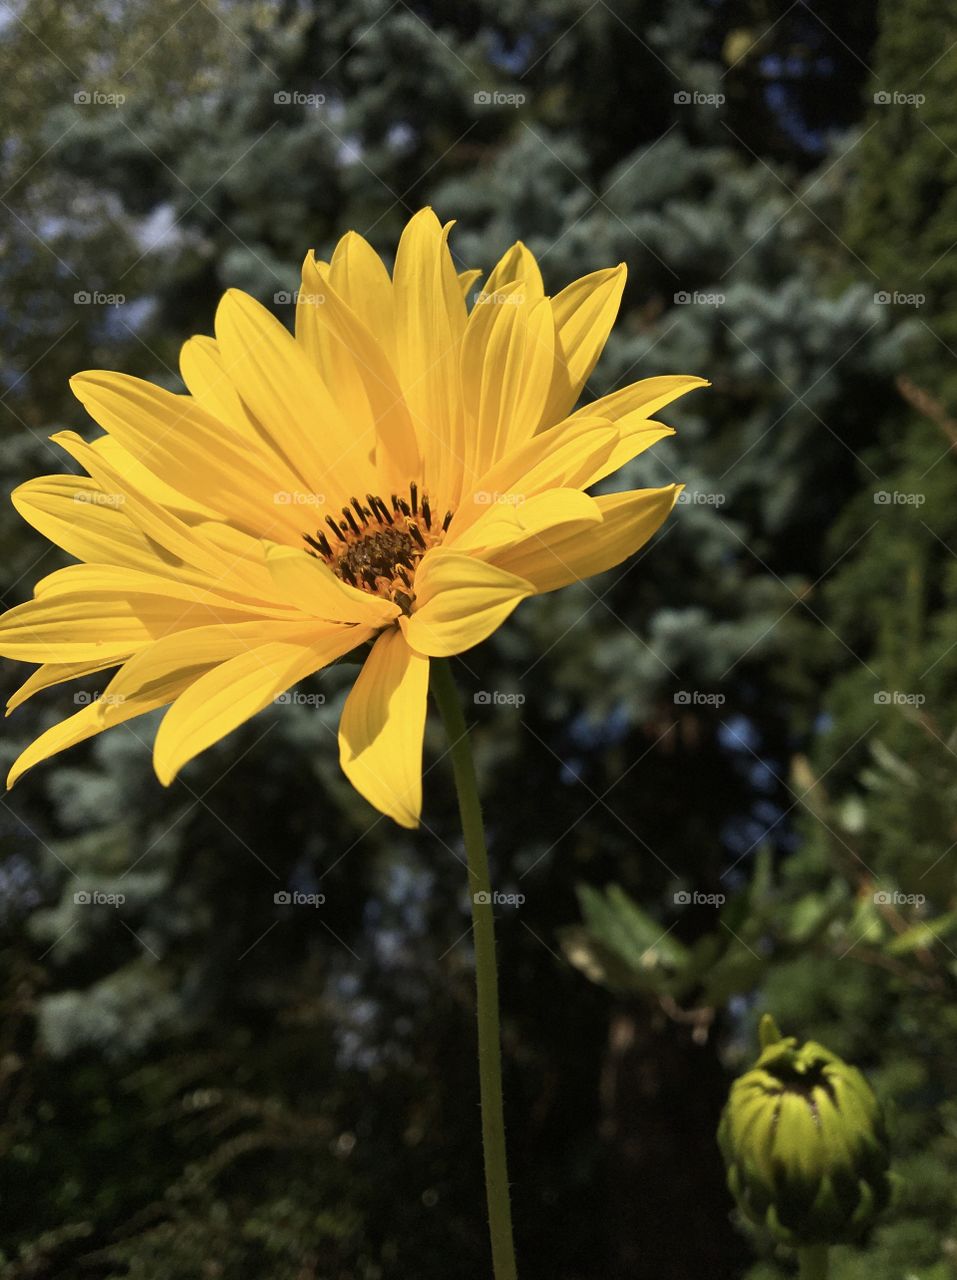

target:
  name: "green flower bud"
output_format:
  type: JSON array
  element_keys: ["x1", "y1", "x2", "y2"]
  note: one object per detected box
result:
[{"x1": 717, "y1": 1015, "x2": 892, "y2": 1246}]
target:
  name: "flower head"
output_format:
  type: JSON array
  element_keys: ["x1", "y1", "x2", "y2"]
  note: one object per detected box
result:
[
  {"x1": 0, "y1": 209, "x2": 706, "y2": 826},
  {"x1": 718, "y1": 1015, "x2": 892, "y2": 1246}
]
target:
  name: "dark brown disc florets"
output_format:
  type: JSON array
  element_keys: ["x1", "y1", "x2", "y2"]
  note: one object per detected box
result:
[{"x1": 303, "y1": 481, "x2": 453, "y2": 611}]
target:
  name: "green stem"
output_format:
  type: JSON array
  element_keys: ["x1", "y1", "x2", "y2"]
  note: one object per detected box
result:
[
  {"x1": 430, "y1": 658, "x2": 518, "y2": 1280},
  {"x1": 798, "y1": 1245, "x2": 830, "y2": 1280}
]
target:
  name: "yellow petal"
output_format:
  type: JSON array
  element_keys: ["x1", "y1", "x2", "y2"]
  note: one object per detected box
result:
[
  {"x1": 483, "y1": 241, "x2": 545, "y2": 301},
  {"x1": 392, "y1": 209, "x2": 468, "y2": 511},
  {"x1": 0, "y1": 583, "x2": 261, "y2": 663},
  {"x1": 327, "y1": 230, "x2": 397, "y2": 361},
  {"x1": 457, "y1": 267, "x2": 483, "y2": 301},
  {"x1": 583, "y1": 423, "x2": 676, "y2": 488},
  {"x1": 490, "y1": 485, "x2": 681, "y2": 593},
  {"x1": 461, "y1": 290, "x2": 556, "y2": 482},
  {"x1": 6, "y1": 657, "x2": 124, "y2": 715},
  {"x1": 53, "y1": 430, "x2": 230, "y2": 580},
  {"x1": 400, "y1": 552, "x2": 533, "y2": 657},
  {"x1": 101, "y1": 619, "x2": 326, "y2": 706},
  {"x1": 541, "y1": 265, "x2": 627, "y2": 424},
  {"x1": 69, "y1": 370, "x2": 304, "y2": 542},
  {"x1": 569, "y1": 374, "x2": 710, "y2": 427},
  {"x1": 338, "y1": 627, "x2": 428, "y2": 828},
  {"x1": 450, "y1": 415, "x2": 617, "y2": 540},
  {"x1": 7, "y1": 660, "x2": 204, "y2": 788},
  {"x1": 264, "y1": 544, "x2": 400, "y2": 627},
  {"x1": 13, "y1": 474, "x2": 163, "y2": 571},
  {"x1": 215, "y1": 288, "x2": 375, "y2": 505},
  {"x1": 297, "y1": 253, "x2": 420, "y2": 494},
  {"x1": 90, "y1": 434, "x2": 217, "y2": 521},
  {"x1": 452, "y1": 488, "x2": 601, "y2": 555},
  {"x1": 571, "y1": 374, "x2": 709, "y2": 486},
  {"x1": 179, "y1": 335, "x2": 256, "y2": 438},
  {"x1": 31, "y1": 563, "x2": 286, "y2": 620},
  {"x1": 154, "y1": 626, "x2": 371, "y2": 784}
]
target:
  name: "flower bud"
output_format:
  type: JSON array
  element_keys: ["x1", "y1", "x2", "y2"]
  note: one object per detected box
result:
[{"x1": 717, "y1": 1015, "x2": 892, "y2": 1246}]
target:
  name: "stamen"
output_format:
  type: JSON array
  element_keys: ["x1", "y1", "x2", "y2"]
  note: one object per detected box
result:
[
  {"x1": 301, "y1": 484, "x2": 454, "y2": 609},
  {"x1": 369, "y1": 494, "x2": 392, "y2": 525},
  {"x1": 408, "y1": 522, "x2": 427, "y2": 550},
  {"x1": 305, "y1": 532, "x2": 331, "y2": 557}
]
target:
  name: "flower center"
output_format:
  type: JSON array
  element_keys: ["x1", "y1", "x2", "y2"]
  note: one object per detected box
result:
[{"x1": 303, "y1": 482, "x2": 452, "y2": 612}]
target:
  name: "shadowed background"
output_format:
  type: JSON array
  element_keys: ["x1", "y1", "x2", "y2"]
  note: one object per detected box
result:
[{"x1": 1, "y1": 1, "x2": 955, "y2": 1276}]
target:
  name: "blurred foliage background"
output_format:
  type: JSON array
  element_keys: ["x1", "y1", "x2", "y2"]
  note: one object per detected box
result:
[{"x1": 0, "y1": 0, "x2": 955, "y2": 1276}]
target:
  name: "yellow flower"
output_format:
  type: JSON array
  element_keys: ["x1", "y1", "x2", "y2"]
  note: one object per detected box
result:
[{"x1": 0, "y1": 209, "x2": 706, "y2": 827}]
